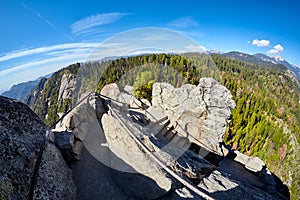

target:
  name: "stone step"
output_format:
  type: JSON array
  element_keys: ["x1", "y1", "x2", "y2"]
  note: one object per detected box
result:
[
  {"x1": 148, "y1": 118, "x2": 170, "y2": 135},
  {"x1": 175, "y1": 136, "x2": 191, "y2": 150},
  {"x1": 162, "y1": 126, "x2": 176, "y2": 140},
  {"x1": 147, "y1": 116, "x2": 168, "y2": 129}
]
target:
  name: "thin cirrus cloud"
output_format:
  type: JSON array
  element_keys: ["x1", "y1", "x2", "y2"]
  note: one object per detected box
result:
[
  {"x1": 0, "y1": 43, "x2": 100, "y2": 63},
  {"x1": 71, "y1": 13, "x2": 131, "y2": 36},
  {"x1": 251, "y1": 39, "x2": 270, "y2": 47},
  {"x1": 168, "y1": 17, "x2": 199, "y2": 29},
  {"x1": 0, "y1": 43, "x2": 101, "y2": 92},
  {"x1": 268, "y1": 44, "x2": 284, "y2": 54},
  {"x1": 19, "y1": 2, "x2": 73, "y2": 41}
]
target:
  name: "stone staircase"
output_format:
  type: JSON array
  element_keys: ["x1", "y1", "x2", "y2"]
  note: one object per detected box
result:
[{"x1": 146, "y1": 115, "x2": 190, "y2": 150}]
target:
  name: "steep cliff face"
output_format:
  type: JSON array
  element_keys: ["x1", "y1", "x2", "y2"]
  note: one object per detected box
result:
[
  {"x1": 150, "y1": 78, "x2": 236, "y2": 154},
  {"x1": 24, "y1": 77, "x2": 47, "y2": 109},
  {"x1": 0, "y1": 96, "x2": 76, "y2": 199},
  {"x1": 58, "y1": 73, "x2": 77, "y2": 101},
  {"x1": 28, "y1": 63, "x2": 80, "y2": 126}
]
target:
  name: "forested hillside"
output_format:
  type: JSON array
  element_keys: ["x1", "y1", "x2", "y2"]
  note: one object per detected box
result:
[
  {"x1": 30, "y1": 53, "x2": 300, "y2": 199},
  {"x1": 30, "y1": 63, "x2": 80, "y2": 125}
]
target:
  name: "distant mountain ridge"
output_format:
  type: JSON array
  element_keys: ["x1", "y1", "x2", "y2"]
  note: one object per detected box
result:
[
  {"x1": 220, "y1": 51, "x2": 300, "y2": 80},
  {"x1": 1, "y1": 79, "x2": 41, "y2": 102},
  {"x1": 254, "y1": 53, "x2": 300, "y2": 79},
  {"x1": 1, "y1": 74, "x2": 52, "y2": 102}
]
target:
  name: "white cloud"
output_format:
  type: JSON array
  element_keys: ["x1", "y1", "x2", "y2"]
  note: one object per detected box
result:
[
  {"x1": 168, "y1": 17, "x2": 199, "y2": 29},
  {"x1": 268, "y1": 44, "x2": 284, "y2": 55},
  {"x1": 274, "y1": 44, "x2": 284, "y2": 52},
  {"x1": 71, "y1": 13, "x2": 130, "y2": 36},
  {"x1": 251, "y1": 39, "x2": 270, "y2": 47},
  {"x1": 268, "y1": 49, "x2": 279, "y2": 54}
]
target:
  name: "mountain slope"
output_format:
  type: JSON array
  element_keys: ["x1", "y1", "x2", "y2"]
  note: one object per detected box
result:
[
  {"x1": 2, "y1": 79, "x2": 40, "y2": 101},
  {"x1": 26, "y1": 63, "x2": 80, "y2": 126},
  {"x1": 1, "y1": 74, "x2": 52, "y2": 102},
  {"x1": 24, "y1": 77, "x2": 48, "y2": 109},
  {"x1": 223, "y1": 51, "x2": 300, "y2": 81},
  {"x1": 255, "y1": 53, "x2": 300, "y2": 79}
]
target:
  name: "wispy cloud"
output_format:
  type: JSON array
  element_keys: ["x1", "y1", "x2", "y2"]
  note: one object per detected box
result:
[
  {"x1": 251, "y1": 39, "x2": 270, "y2": 47},
  {"x1": 268, "y1": 44, "x2": 284, "y2": 55},
  {"x1": 0, "y1": 43, "x2": 100, "y2": 62},
  {"x1": 0, "y1": 42, "x2": 102, "y2": 91},
  {"x1": 168, "y1": 17, "x2": 199, "y2": 29},
  {"x1": 1, "y1": 27, "x2": 206, "y2": 92},
  {"x1": 71, "y1": 13, "x2": 130, "y2": 36},
  {"x1": 19, "y1": 2, "x2": 73, "y2": 41},
  {"x1": 0, "y1": 52, "x2": 92, "y2": 77}
]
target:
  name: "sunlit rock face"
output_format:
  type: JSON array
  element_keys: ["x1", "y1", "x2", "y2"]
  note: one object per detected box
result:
[{"x1": 151, "y1": 78, "x2": 236, "y2": 154}]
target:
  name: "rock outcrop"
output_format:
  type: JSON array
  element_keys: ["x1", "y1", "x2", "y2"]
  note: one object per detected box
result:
[
  {"x1": 50, "y1": 80, "x2": 288, "y2": 200},
  {"x1": 58, "y1": 73, "x2": 77, "y2": 101},
  {"x1": 52, "y1": 93, "x2": 176, "y2": 199},
  {"x1": 3, "y1": 77, "x2": 288, "y2": 199},
  {"x1": 0, "y1": 96, "x2": 76, "y2": 199},
  {"x1": 150, "y1": 78, "x2": 236, "y2": 154},
  {"x1": 100, "y1": 83, "x2": 151, "y2": 109}
]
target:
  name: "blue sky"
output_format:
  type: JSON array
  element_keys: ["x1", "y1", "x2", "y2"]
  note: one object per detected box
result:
[{"x1": 1, "y1": 0, "x2": 300, "y2": 92}]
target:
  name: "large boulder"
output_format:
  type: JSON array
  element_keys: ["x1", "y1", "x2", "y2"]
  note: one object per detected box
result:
[
  {"x1": 52, "y1": 93, "x2": 106, "y2": 161},
  {"x1": 100, "y1": 83, "x2": 150, "y2": 109},
  {"x1": 150, "y1": 78, "x2": 236, "y2": 154},
  {"x1": 0, "y1": 96, "x2": 76, "y2": 199},
  {"x1": 101, "y1": 113, "x2": 174, "y2": 199}
]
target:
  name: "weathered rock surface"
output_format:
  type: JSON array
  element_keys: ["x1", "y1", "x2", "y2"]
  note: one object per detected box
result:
[
  {"x1": 52, "y1": 94, "x2": 106, "y2": 162},
  {"x1": 198, "y1": 157, "x2": 280, "y2": 200},
  {"x1": 53, "y1": 93, "x2": 176, "y2": 199},
  {"x1": 0, "y1": 96, "x2": 76, "y2": 199},
  {"x1": 18, "y1": 80, "x2": 288, "y2": 200},
  {"x1": 58, "y1": 73, "x2": 77, "y2": 101},
  {"x1": 101, "y1": 113, "x2": 174, "y2": 199},
  {"x1": 82, "y1": 81, "x2": 287, "y2": 200},
  {"x1": 232, "y1": 150, "x2": 265, "y2": 172},
  {"x1": 150, "y1": 78, "x2": 236, "y2": 154},
  {"x1": 100, "y1": 83, "x2": 150, "y2": 109}
]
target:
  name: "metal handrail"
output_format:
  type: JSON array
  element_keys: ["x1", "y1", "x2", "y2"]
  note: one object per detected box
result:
[
  {"x1": 28, "y1": 92, "x2": 94, "y2": 200},
  {"x1": 107, "y1": 104, "x2": 215, "y2": 200},
  {"x1": 29, "y1": 90, "x2": 217, "y2": 200}
]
